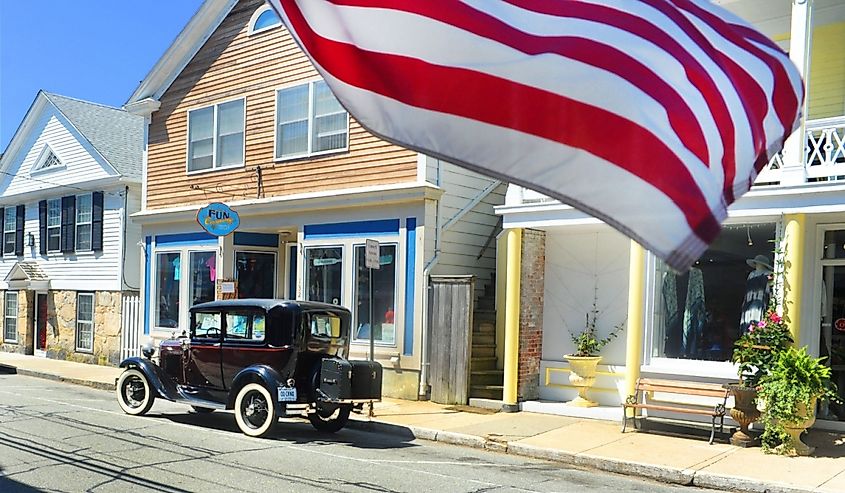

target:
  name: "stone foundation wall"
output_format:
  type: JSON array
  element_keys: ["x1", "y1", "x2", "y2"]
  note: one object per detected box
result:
[{"x1": 47, "y1": 290, "x2": 123, "y2": 366}]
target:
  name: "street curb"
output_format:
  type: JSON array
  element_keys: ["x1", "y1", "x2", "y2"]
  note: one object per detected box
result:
[
  {"x1": 6, "y1": 366, "x2": 115, "y2": 392},
  {"x1": 349, "y1": 417, "x2": 814, "y2": 493}
]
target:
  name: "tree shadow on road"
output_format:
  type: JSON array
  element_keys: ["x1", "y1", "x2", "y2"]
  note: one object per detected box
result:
[
  {"x1": 155, "y1": 409, "x2": 418, "y2": 450},
  {"x1": 0, "y1": 466, "x2": 45, "y2": 493}
]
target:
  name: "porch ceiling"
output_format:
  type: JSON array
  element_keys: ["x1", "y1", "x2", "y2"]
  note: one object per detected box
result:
[{"x1": 714, "y1": 0, "x2": 845, "y2": 38}]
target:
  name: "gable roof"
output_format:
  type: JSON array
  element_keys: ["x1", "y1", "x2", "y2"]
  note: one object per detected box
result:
[
  {"x1": 44, "y1": 93, "x2": 144, "y2": 180},
  {"x1": 0, "y1": 91, "x2": 143, "y2": 183},
  {"x1": 126, "y1": 0, "x2": 239, "y2": 106}
]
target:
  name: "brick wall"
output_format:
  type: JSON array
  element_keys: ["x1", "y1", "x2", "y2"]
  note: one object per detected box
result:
[{"x1": 518, "y1": 229, "x2": 545, "y2": 400}]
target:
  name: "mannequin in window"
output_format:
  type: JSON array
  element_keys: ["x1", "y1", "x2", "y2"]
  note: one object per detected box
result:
[{"x1": 739, "y1": 254, "x2": 772, "y2": 335}]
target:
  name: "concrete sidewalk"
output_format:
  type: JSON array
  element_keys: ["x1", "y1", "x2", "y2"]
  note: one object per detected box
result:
[{"x1": 2, "y1": 352, "x2": 843, "y2": 493}]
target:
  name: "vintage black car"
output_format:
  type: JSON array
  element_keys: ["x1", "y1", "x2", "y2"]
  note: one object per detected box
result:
[{"x1": 115, "y1": 299, "x2": 382, "y2": 437}]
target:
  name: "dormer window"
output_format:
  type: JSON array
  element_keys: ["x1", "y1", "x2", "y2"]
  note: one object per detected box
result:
[
  {"x1": 32, "y1": 145, "x2": 64, "y2": 174},
  {"x1": 249, "y1": 5, "x2": 281, "y2": 35}
]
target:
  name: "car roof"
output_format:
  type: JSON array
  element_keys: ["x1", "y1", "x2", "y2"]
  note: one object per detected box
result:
[{"x1": 190, "y1": 298, "x2": 349, "y2": 314}]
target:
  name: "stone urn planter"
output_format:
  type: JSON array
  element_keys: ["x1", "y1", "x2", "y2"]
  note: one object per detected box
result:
[
  {"x1": 565, "y1": 355, "x2": 602, "y2": 407},
  {"x1": 724, "y1": 384, "x2": 760, "y2": 447},
  {"x1": 781, "y1": 398, "x2": 818, "y2": 456}
]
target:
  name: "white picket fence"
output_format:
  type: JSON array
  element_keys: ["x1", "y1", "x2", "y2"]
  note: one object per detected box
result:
[{"x1": 120, "y1": 294, "x2": 143, "y2": 361}]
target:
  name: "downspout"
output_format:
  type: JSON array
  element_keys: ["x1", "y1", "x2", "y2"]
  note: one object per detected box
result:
[{"x1": 419, "y1": 158, "x2": 442, "y2": 398}]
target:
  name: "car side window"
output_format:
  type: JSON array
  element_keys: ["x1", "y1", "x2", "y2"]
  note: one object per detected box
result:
[
  {"x1": 193, "y1": 312, "x2": 221, "y2": 339},
  {"x1": 310, "y1": 313, "x2": 341, "y2": 338},
  {"x1": 224, "y1": 311, "x2": 265, "y2": 342}
]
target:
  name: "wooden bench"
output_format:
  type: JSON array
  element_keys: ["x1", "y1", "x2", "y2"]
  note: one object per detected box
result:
[{"x1": 622, "y1": 378, "x2": 729, "y2": 444}]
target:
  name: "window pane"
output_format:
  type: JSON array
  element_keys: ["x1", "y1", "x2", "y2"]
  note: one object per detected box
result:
[
  {"x1": 253, "y1": 9, "x2": 280, "y2": 31},
  {"x1": 217, "y1": 99, "x2": 244, "y2": 135},
  {"x1": 278, "y1": 121, "x2": 308, "y2": 157},
  {"x1": 217, "y1": 133, "x2": 244, "y2": 167},
  {"x1": 235, "y1": 252, "x2": 275, "y2": 299},
  {"x1": 47, "y1": 199, "x2": 60, "y2": 227},
  {"x1": 189, "y1": 107, "x2": 214, "y2": 171},
  {"x1": 76, "y1": 294, "x2": 94, "y2": 352},
  {"x1": 226, "y1": 313, "x2": 250, "y2": 338},
  {"x1": 4, "y1": 232, "x2": 15, "y2": 254},
  {"x1": 313, "y1": 113, "x2": 347, "y2": 152},
  {"x1": 313, "y1": 81, "x2": 343, "y2": 115},
  {"x1": 190, "y1": 251, "x2": 217, "y2": 307},
  {"x1": 78, "y1": 294, "x2": 93, "y2": 321},
  {"x1": 76, "y1": 194, "x2": 92, "y2": 224},
  {"x1": 653, "y1": 223, "x2": 777, "y2": 361},
  {"x1": 353, "y1": 244, "x2": 397, "y2": 344},
  {"x1": 305, "y1": 247, "x2": 343, "y2": 304},
  {"x1": 156, "y1": 253, "x2": 181, "y2": 328},
  {"x1": 4, "y1": 208, "x2": 15, "y2": 232},
  {"x1": 4, "y1": 293, "x2": 17, "y2": 341},
  {"x1": 278, "y1": 86, "x2": 309, "y2": 122},
  {"x1": 76, "y1": 224, "x2": 92, "y2": 251},
  {"x1": 48, "y1": 227, "x2": 60, "y2": 252}
]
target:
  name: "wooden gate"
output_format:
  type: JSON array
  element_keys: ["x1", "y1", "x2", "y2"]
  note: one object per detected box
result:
[{"x1": 428, "y1": 275, "x2": 475, "y2": 404}]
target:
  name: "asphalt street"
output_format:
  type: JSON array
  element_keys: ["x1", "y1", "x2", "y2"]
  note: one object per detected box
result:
[{"x1": 0, "y1": 372, "x2": 724, "y2": 493}]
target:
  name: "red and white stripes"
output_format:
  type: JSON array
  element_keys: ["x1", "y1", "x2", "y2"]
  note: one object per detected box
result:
[{"x1": 267, "y1": 0, "x2": 803, "y2": 271}]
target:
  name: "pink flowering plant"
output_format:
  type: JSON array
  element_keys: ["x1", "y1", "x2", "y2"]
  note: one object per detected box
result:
[{"x1": 731, "y1": 309, "x2": 793, "y2": 388}]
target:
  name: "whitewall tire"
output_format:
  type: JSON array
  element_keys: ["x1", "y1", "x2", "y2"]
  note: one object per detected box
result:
[
  {"x1": 234, "y1": 383, "x2": 277, "y2": 438},
  {"x1": 116, "y1": 368, "x2": 155, "y2": 416}
]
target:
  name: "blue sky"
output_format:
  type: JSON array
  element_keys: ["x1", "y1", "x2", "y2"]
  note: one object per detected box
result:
[{"x1": 0, "y1": 0, "x2": 204, "y2": 153}]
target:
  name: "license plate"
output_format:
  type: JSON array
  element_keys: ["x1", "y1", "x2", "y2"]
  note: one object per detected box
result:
[{"x1": 277, "y1": 386, "x2": 297, "y2": 402}]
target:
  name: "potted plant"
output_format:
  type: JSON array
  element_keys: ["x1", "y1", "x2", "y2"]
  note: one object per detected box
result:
[
  {"x1": 565, "y1": 291, "x2": 624, "y2": 408},
  {"x1": 727, "y1": 308, "x2": 793, "y2": 446},
  {"x1": 757, "y1": 346, "x2": 838, "y2": 456}
]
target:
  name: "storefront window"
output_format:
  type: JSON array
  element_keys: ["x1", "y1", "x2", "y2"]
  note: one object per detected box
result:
[
  {"x1": 155, "y1": 252, "x2": 181, "y2": 328},
  {"x1": 236, "y1": 251, "x2": 275, "y2": 299},
  {"x1": 819, "y1": 232, "x2": 845, "y2": 421},
  {"x1": 353, "y1": 244, "x2": 397, "y2": 344},
  {"x1": 305, "y1": 246, "x2": 343, "y2": 304},
  {"x1": 190, "y1": 251, "x2": 217, "y2": 306},
  {"x1": 653, "y1": 223, "x2": 777, "y2": 362}
]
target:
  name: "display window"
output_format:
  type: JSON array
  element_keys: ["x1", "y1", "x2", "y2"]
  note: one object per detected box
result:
[
  {"x1": 353, "y1": 243, "x2": 397, "y2": 345},
  {"x1": 190, "y1": 251, "x2": 217, "y2": 306},
  {"x1": 651, "y1": 223, "x2": 778, "y2": 363},
  {"x1": 155, "y1": 252, "x2": 181, "y2": 329},
  {"x1": 304, "y1": 246, "x2": 343, "y2": 304},
  {"x1": 818, "y1": 229, "x2": 845, "y2": 422},
  {"x1": 235, "y1": 251, "x2": 276, "y2": 299},
  {"x1": 153, "y1": 246, "x2": 217, "y2": 332}
]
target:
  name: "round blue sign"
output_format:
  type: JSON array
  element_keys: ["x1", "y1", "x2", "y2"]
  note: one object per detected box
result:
[{"x1": 197, "y1": 202, "x2": 240, "y2": 236}]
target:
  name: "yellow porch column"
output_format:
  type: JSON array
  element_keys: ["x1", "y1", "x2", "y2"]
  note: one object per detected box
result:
[
  {"x1": 502, "y1": 228, "x2": 522, "y2": 412},
  {"x1": 783, "y1": 214, "x2": 806, "y2": 344},
  {"x1": 624, "y1": 241, "x2": 646, "y2": 416}
]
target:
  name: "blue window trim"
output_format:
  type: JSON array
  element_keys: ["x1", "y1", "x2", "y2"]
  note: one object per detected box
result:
[
  {"x1": 143, "y1": 236, "x2": 151, "y2": 335},
  {"x1": 288, "y1": 245, "x2": 297, "y2": 299},
  {"x1": 234, "y1": 232, "x2": 279, "y2": 248},
  {"x1": 403, "y1": 218, "x2": 416, "y2": 356},
  {"x1": 155, "y1": 232, "x2": 216, "y2": 248},
  {"x1": 303, "y1": 219, "x2": 400, "y2": 239}
]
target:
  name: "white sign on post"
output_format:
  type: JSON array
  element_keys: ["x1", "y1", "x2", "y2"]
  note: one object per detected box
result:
[{"x1": 365, "y1": 239, "x2": 380, "y2": 270}]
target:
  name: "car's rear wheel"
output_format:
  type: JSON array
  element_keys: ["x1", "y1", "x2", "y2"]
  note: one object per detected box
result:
[
  {"x1": 308, "y1": 404, "x2": 351, "y2": 433},
  {"x1": 116, "y1": 369, "x2": 155, "y2": 416},
  {"x1": 234, "y1": 383, "x2": 277, "y2": 437}
]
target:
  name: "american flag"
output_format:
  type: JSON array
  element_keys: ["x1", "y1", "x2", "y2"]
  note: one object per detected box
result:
[{"x1": 267, "y1": 0, "x2": 803, "y2": 271}]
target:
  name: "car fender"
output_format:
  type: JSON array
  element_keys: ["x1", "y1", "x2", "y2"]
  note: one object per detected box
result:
[
  {"x1": 118, "y1": 357, "x2": 179, "y2": 401},
  {"x1": 228, "y1": 365, "x2": 286, "y2": 415}
]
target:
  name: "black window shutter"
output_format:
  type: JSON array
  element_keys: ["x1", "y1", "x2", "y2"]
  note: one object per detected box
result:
[
  {"x1": 38, "y1": 201, "x2": 46, "y2": 255},
  {"x1": 92, "y1": 192, "x2": 104, "y2": 252},
  {"x1": 60, "y1": 196, "x2": 76, "y2": 253},
  {"x1": 14, "y1": 205, "x2": 24, "y2": 256}
]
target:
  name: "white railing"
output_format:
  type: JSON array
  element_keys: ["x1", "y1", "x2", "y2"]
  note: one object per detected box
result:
[
  {"x1": 120, "y1": 294, "x2": 143, "y2": 361},
  {"x1": 755, "y1": 116, "x2": 845, "y2": 185},
  {"x1": 804, "y1": 116, "x2": 845, "y2": 179}
]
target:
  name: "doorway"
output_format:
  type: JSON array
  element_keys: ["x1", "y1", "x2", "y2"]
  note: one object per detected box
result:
[{"x1": 34, "y1": 293, "x2": 48, "y2": 357}]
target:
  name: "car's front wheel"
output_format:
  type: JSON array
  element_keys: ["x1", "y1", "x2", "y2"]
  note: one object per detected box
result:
[
  {"x1": 308, "y1": 404, "x2": 351, "y2": 433},
  {"x1": 234, "y1": 383, "x2": 277, "y2": 437},
  {"x1": 116, "y1": 368, "x2": 155, "y2": 416}
]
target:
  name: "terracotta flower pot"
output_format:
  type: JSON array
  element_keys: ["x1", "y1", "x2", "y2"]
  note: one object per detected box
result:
[{"x1": 565, "y1": 355, "x2": 602, "y2": 407}]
